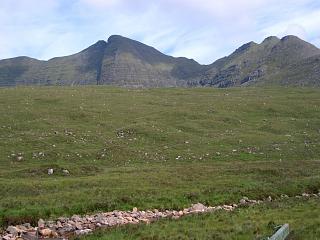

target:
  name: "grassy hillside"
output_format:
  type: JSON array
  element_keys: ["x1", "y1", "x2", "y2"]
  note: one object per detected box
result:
[{"x1": 0, "y1": 86, "x2": 319, "y2": 232}]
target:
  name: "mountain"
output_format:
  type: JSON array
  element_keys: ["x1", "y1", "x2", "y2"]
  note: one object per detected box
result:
[
  {"x1": 98, "y1": 35, "x2": 205, "y2": 87},
  {"x1": 0, "y1": 40, "x2": 108, "y2": 86},
  {"x1": 0, "y1": 35, "x2": 319, "y2": 87},
  {"x1": 198, "y1": 35, "x2": 320, "y2": 87}
]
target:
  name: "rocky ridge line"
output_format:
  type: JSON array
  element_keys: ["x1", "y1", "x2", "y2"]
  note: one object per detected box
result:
[{"x1": 1, "y1": 192, "x2": 320, "y2": 240}]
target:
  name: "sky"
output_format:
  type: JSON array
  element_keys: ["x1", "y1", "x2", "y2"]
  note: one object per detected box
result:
[{"x1": 0, "y1": 0, "x2": 320, "y2": 64}]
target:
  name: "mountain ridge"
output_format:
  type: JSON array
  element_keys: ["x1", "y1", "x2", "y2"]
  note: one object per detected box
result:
[{"x1": 0, "y1": 35, "x2": 319, "y2": 87}]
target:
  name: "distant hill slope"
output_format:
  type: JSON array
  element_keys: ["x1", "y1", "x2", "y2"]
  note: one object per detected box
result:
[
  {"x1": 0, "y1": 35, "x2": 319, "y2": 87},
  {"x1": 98, "y1": 35, "x2": 205, "y2": 87},
  {"x1": 198, "y1": 35, "x2": 320, "y2": 87}
]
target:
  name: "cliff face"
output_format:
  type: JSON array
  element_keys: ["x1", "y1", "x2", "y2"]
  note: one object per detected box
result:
[{"x1": 0, "y1": 35, "x2": 319, "y2": 87}]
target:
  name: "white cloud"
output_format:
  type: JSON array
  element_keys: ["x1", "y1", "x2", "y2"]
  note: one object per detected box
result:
[
  {"x1": 0, "y1": 0, "x2": 319, "y2": 63},
  {"x1": 80, "y1": 0, "x2": 122, "y2": 8},
  {"x1": 284, "y1": 24, "x2": 308, "y2": 39},
  {"x1": 260, "y1": 8, "x2": 320, "y2": 41}
]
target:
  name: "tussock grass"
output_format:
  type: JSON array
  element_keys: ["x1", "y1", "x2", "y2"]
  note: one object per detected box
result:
[{"x1": 0, "y1": 86, "x2": 319, "y2": 234}]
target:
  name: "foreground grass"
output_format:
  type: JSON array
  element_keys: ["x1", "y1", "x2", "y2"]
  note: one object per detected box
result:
[
  {"x1": 81, "y1": 199, "x2": 320, "y2": 240},
  {"x1": 0, "y1": 86, "x2": 319, "y2": 229}
]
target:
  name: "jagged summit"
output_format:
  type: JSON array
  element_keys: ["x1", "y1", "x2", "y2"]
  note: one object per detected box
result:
[
  {"x1": 263, "y1": 36, "x2": 279, "y2": 41},
  {"x1": 270, "y1": 34, "x2": 320, "y2": 63},
  {"x1": 95, "y1": 40, "x2": 108, "y2": 46},
  {"x1": 80, "y1": 40, "x2": 107, "y2": 53},
  {"x1": 107, "y1": 35, "x2": 132, "y2": 43},
  {"x1": 278, "y1": 35, "x2": 320, "y2": 52},
  {"x1": 0, "y1": 34, "x2": 319, "y2": 87},
  {"x1": 233, "y1": 41, "x2": 258, "y2": 54},
  {"x1": 281, "y1": 35, "x2": 301, "y2": 41},
  {"x1": 261, "y1": 36, "x2": 280, "y2": 45},
  {"x1": 108, "y1": 34, "x2": 122, "y2": 41},
  {"x1": 107, "y1": 35, "x2": 153, "y2": 50}
]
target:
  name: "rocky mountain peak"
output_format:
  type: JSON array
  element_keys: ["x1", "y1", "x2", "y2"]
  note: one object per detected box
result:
[
  {"x1": 261, "y1": 36, "x2": 280, "y2": 44},
  {"x1": 233, "y1": 41, "x2": 257, "y2": 54},
  {"x1": 278, "y1": 35, "x2": 319, "y2": 51},
  {"x1": 107, "y1": 35, "x2": 127, "y2": 43},
  {"x1": 107, "y1": 35, "x2": 145, "y2": 49},
  {"x1": 81, "y1": 40, "x2": 107, "y2": 53},
  {"x1": 280, "y1": 35, "x2": 300, "y2": 42},
  {"x1": 95, "y1": 40, "x2": 108, "y2": 46},
  {"x1": 271, "y1": 35, "x2": 320, "y2": 59}
]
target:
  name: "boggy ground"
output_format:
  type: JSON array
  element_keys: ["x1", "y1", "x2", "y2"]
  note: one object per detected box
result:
[{"x1": 0, "y1": 86, "x2": 319, "y2": 237}]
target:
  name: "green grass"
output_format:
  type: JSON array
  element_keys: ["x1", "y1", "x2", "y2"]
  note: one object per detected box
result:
[
  {"x1": 82, "y1": 199, "x2": 320, "y2": 240},
  {"x1": 0, "y1": 86, "x2": 319, "y2": 236}
]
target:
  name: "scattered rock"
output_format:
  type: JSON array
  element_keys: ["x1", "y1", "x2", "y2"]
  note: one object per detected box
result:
[
  {"x1": 75, "y1": 223, "x2": 82, "y2": 230},
  {"x1": 38, "y1": 219, "x2": 45, "y2": 229},
  {"x1": 1, "y1": 192, "x2": 319, "y2": 240},
  {"x1": 2, "y1": 234, "x2": 13, "y2": 240},
  {"x1": 302, "y1": 193, "x2": 310, "y2": 198},
  {"x1": 139, "y1": 218, "x2": 150, "y2": 224},
  {"x1": 39, "y1": 228, "x2": 52, "y2": 237},
  {"x1": 56, "y1": 221, "x2": 63, "y2": 228},
  {"x1": 222, "y1": 205, "x2": 234, "y2": 211},
  {"x1": 21, "y1": 223, "x2": 31, "y2": 229},
  {"x1": 51, "y1": 231, "x2": 59, "y2": 238},
  {"x1": 190, "y1": 203, "x2": 207, "y2": 212},
  {"x1": 6, "y1": 226, "x2": 18, "y2": 236},
  {"x1": 75, "y1": 229, "x2": 92, "y2": 236}
]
